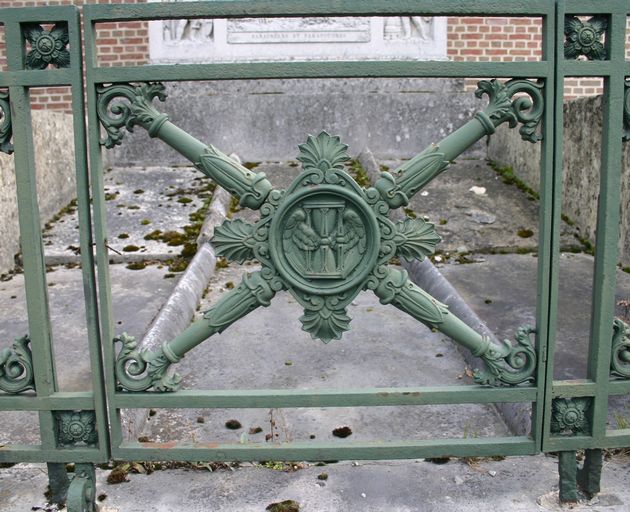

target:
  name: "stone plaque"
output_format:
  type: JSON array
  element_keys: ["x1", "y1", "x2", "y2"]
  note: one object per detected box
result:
[{"x1": 149, "y1": 3, "x2": 447, "y2": 64}]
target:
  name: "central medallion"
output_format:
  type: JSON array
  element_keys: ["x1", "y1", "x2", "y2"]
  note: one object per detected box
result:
[{"x1": 269, "y1": 185, "x2": 379, "y2": 295}]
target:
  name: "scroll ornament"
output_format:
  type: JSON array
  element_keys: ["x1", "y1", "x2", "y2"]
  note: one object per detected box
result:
[
  {"x1": 611, "y1": 318, "x2": 630, "y2": 379},
  {"x1": 0, "y1": 335, "x2": 35, "y2": 394},
  {"x1": 0, "y1": 91, "x2": 13, "y2": 155}
]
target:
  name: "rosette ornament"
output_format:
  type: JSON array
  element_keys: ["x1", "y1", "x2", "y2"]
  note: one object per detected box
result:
[
  {"x1": 551, "y1": 397, "x2": 591, "y2": 435},
  {"x1": 23, "y1": 23, "x2": 70, "y2": 70},
  {"x1": 564, "y1": 16, "x2": 607, "y2": 60},
  {"x1": 55, "y1": 410, "x2": 98, "y2": 447}
]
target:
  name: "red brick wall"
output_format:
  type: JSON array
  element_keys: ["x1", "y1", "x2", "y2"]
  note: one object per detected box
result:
[
  {"x1": 0, "y1": 0, "x2": 149, "y2": 112},
  {"x1": 447, "y1": 16, "x2": 630, "y2": 98},
  {"x1": 0, "y1": 9, "x2": 628, "y2": 111}
]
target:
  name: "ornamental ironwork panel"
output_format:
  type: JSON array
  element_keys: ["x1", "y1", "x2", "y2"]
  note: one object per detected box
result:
[{"x1": 96, "y1": 78, "x2": 542, "y2": 392}]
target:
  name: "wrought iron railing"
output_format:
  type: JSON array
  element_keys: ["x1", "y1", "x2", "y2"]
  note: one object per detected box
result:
[{"x1": 0, "y1": 1, "x2": 628, "y2": 509}]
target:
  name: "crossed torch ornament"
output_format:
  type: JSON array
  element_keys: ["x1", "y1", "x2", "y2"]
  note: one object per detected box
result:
[{"x1": 97, "y1": 78, "x2": 543, "y2": 392}]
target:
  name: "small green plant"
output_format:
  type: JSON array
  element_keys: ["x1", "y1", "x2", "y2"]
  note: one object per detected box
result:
[
  {"x1": 488, "y1": 161, "x2": 539, "y2": 200},
  {"x1": 348, "y1": 159, "x2": 371, "y2": 188},
  {"x1": 403, "y1": 208, "x2": 417, "y2": 219},
  {"x1": 614, "y1": 413, "x2": 630, "y2": 430},
  {"x1": 126, "y1": 261, "x2": 147, "y2": 270}
]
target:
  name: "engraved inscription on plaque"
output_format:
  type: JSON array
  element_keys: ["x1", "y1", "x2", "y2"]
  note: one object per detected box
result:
[{"x1": 227, "y1": 17, "x2": 371, "y2": 44}]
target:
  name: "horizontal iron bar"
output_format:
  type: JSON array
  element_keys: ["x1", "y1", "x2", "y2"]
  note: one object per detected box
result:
[
  {"x1": 550, "y1": 379, "x2": 630, "y2": 399},
  {"x1": 601, "y1": 429, "x2": 630, "y2": 449},
  {"x1": 608, "y1": 380, "x2": 630, "y2": 396},
  {"x1": 0, "y1": 392, "x2": 95, "y2": 411},
  {"x1": 114, "y1": 436, "x2": 536, "y2": 462},
  {"x1": 551, "y1": 380, "x2": 597, "y2": 398},
  {"x1": 84, "y1": 1, "x2": 553, "y2": 22},
  {"x1": 113, "y1": 386, "x2": 537, "y2": 409},
  {"x1": 544, "y1": 433, "x2": 630, "y2": 452},
  {"x1": 0, "y1": 5, "x2": 77, "y2": 23},
  {"x1": 560, "y1": 61, "x2": 615, "y2": 77},
  {"x1": 0, "y1": 445, "x2": 107, "y2": 464},
  {"x1": 559, "y1": 0, "x2": 629, "y2": 14},
  {"x1": 0, "y1": 69, "x2": 74, "y2": 88},
  {"x1": 90, "y1": 61, "x2": 551, "y2": 83}
]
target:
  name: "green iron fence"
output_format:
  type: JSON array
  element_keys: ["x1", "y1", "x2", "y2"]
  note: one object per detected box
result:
[
  {"x1": 0, "y1": 5, "x2": 109, "y2": 509},
  {"x1": 0, "y1": 1, "x2": 629, "y2": 510}
]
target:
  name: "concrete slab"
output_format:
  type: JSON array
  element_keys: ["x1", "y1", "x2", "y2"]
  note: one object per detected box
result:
[
  {"x1": 2, "y1": 454, "x2": 630, "y2": 512},
  {"x1": 138, "y1": 264, "x2": 510, "y2": 446},
  {"x1": 43, "y1": 166, "x2": 211, "y2": 262},
  {"x1": 438, "y1": 252, "x2": 630, "y2": 381},
  {"x1": 379, "y1": 158, "x2": 580, "y2": 254}
]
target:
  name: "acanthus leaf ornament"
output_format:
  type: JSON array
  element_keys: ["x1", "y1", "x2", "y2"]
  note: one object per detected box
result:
[
  {"x1": 212, "y1": 219, "x2": 257, "y2": 263},
  {"x1": 23, "y1": 23, "x2": 70, "y2": 70},
  {"x1": 394, "y1": 218, "x2": 441, "y2": 261},
  {"x1": 610, "y1": 318, "x2": 630, "y2": 379},
  {"x1": 551, "y1": 397, "x2": 591, "y2": 436},
  {"x1": 564, "y1": 15, "x2": 608, "y2": 61},
  {"x1": 296, "y1": 131, "x2": 351, "y2": 172},
  {"x1": 472, "y1": 326, "x2": 537, "y2": 386},
  {"x1": 296, "y1": 293, "x2": 353, "y2": 343},
  {"x1": 0, "y1": 91, "x2": 13, "y2": 155},
  {"x1": 0, "y1": 335, "x2": 35, "y2": 394}
]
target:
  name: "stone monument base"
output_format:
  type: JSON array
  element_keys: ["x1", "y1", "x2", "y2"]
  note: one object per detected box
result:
[{"x1": 109, "y1": 78, "x2": 485, "y2": 166}]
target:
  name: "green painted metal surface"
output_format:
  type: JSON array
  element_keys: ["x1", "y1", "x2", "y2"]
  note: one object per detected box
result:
[
  {"x1": 0, "y1": 1, "x2": 628, "y2": 509},
  {"x1": 0, "y1": 5, "x2": 109, "y2": 508}
]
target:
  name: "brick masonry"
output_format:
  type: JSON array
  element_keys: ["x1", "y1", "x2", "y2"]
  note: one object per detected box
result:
[{"x1": 0, "y1": 6, "x2": 629, "y2": 112}]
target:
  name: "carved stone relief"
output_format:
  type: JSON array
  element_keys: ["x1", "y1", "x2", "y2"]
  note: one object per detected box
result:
[{"x1": 149, "y1": 4, "x2": 447, "y2": 63}]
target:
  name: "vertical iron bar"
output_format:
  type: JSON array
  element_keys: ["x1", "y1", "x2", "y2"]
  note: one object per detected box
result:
[
  {"x1": 541, "y1": 0, "x2": 568, "y2": 453},
  {"x1": 558, "y1": 451, "x2": 578, "y2": 502},
  {"x1": 532, "y1": 6, "x2": 559, "y2": 449},
  {"x1": 66, "y1": 7, "x2": 110, "y2": 458},
  {"x1": 586, "y1": 9, "x2": 625, "y2": 442},
  {"x1": 577, "y1": 448, "x2": 603, "y2": 497},
  {"x1": 83, "y1": 12, "x2": 125, "y2": 453},
  {"x1": 4, "y1": 20, "x2": 58, "y2": 450},
  {"x1": 46, "y1": 462, "x2": 70, "y2": 504}
]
